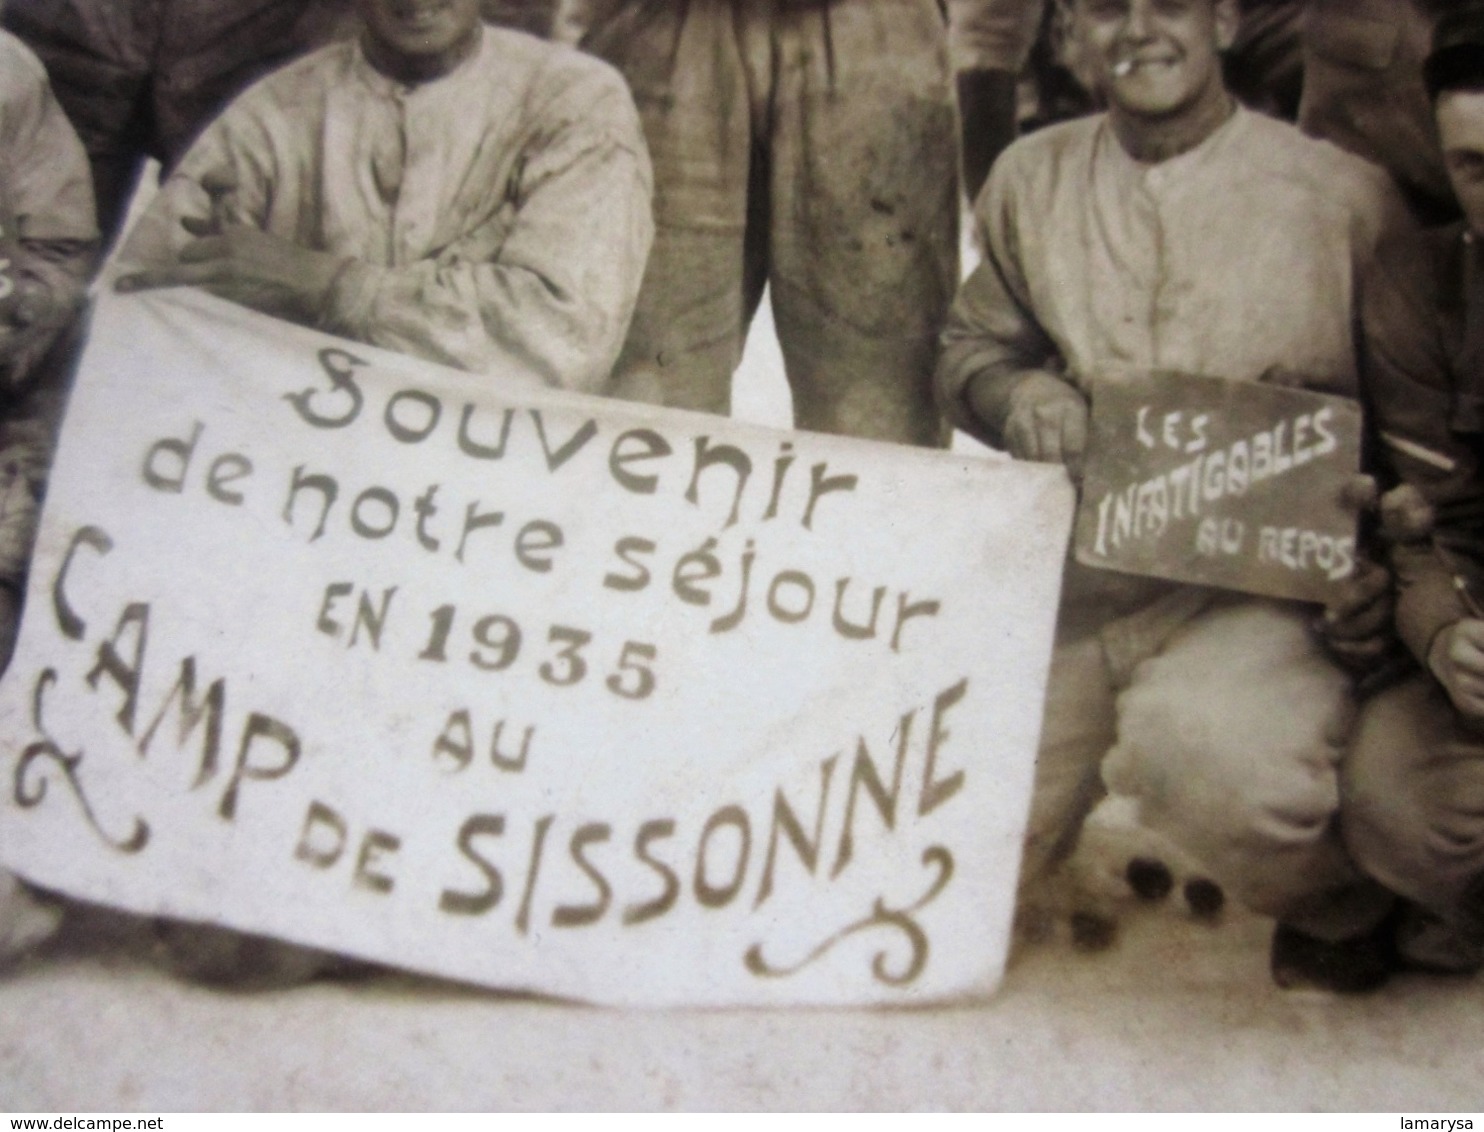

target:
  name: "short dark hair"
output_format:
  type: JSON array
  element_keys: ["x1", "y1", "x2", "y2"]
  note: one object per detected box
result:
[{"x1": 1426, "y1": 5, "x2": 1484, "y2": 102}]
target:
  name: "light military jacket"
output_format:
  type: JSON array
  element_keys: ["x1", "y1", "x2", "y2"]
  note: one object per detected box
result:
[{"x1": 124, "y1": 24, "x2": 654, "y2": 395}]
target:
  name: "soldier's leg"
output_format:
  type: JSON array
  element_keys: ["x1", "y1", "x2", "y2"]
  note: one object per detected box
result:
[
  {"x1": 951, "y1": 0, "x2": 1045, "y2": 199},
  {"x1": 577, "y1": 1, "x2": 754, "y2": 414},
  {"x1": 1020, "y1": 629, "x2": 1118, "y2": 888},
  {"x1": 767, "y1": 0, "x2": 959, "y2": 448},
  {"x1": 1104, "y1": 600, "x2": 1393, "y2": 942},
  {"x1": 1344, "y1": 675, "x2": 1484, "y2": 970}
]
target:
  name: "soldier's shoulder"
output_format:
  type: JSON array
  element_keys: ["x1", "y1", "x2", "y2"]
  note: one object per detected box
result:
[
  {"x1": 1238, "y1": 109, "x2": 1398, "y2": 210},
  {"x1": 0, "y1": 29, "x2": 51, "y2": 103},
  {"x1": 481, "y1": 24, "x2": 640, "y2": 141},
  {"x1": 984, "y1": 113, "x2": 1103, "y2": 203},
  {"x1": 484, "y1": 23, "x2": 630, "y2": 100}
]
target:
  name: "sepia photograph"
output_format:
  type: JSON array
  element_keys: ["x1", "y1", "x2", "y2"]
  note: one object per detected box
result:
[{"x1": 0, "y1": 0, "x2": 1482, "y2": 1112}]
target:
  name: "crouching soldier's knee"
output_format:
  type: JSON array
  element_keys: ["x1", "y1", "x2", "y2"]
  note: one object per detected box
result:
[
  {"x1": 1344, "y1": 675, "x2": 1484, "y2": 913},
  {"x1": 1104, "y1": 601, "x2": 1361, "y2": 917}
]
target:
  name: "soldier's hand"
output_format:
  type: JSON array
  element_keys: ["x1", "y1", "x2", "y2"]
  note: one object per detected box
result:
[
  {"x1": 116, "y1": 224, "x2": 346, "y2": 325},
  {"x1": 198, "y1": 168, "x2": 240, "y2": 236},
  {"x1": 1335, "y1": 476, "x2": 1435, "y2": 546},
  {"x1": 1377, "y1": 482, "x2": 1435, "y2": 544},
  {"x1": 1312, "y1": 477, "x2": 1427, "y2": 675},
  {"x1": 1429, "y1": 619, "x2": 1484, "y2": 719},
  {"x1": 1318, "y1": 558, "x2": 1394, "y2": 669},
  {"x1": 1002, "y1": 372, "x2": 1089, "y2": 480}
]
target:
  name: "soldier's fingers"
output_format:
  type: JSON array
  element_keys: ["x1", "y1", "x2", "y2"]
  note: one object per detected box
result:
[
  {"x1": 115, "y1": 260, "x2": 224, "y2": 292},
  {"x1": 180, "y1": 214, "x2": 217, "y2": 238},
  {"x1": 1453, "y1": 618, "x2": 1484, "y2": 646},
  {"x1": 1350, "y1": 558, "x2": 1391, "y2": 593},
  {"x1": 177, "y1": 236, "x2": 230, "y2": 265},
  {"x1": 1450, "y1": 636, "x2": 1484, "y2": 679},
  {"x1": 1324, "y1": 607, "x2": 1392, "y2": 643},
  {"x1": 1339, "y1": 474, "x2": 1378, "y2": 516},
  {"x1": 1378, "y1": 484, "x2": 1435, "y2": 543},
  {"x1": 200, "y1": 168, "x2": 240, "y2": 196},
  {"x1": 1328, "y1": 637, "x2": 1389, "y2": 666},
  {"x1": 1004, "y1": 413, "x2": 1040, "y2": 462},
  {"x1": 1450, "y1": 674, "x2": 1484, "y2": 712},
  {"x1": 1325, "y1": 558, "x2": 1387, "y2": 606},
  {"x1": 1034, "y1": 406, "x2": 1065, "y2": 466},
  {"x1": 1449, "y1": 672, "x2": 1484, "y2": 707},
  {"x1": 1061, "y1": 402, "x2": 1088, "y2": 479}
]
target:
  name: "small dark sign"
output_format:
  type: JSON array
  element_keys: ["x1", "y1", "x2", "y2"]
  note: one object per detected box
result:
[{"x1": 1073, "y1": 370, "x2": 1363, "y2": 603}]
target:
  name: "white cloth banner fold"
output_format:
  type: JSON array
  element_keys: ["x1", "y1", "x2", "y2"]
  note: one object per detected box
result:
[{"x1": 0, "y1": 289, "x2": 1073, "y2": 1006}]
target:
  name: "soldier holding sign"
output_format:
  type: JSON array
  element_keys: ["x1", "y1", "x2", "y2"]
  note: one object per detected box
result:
[
  {"x1": 936, "y1": 0, "x2": 1414, "y2": 990},
  {"x1": 1351, "y1": 3, "x2": 1484, "y2": 978},
  {"x1": 0, "y1": 0, "x2": 564, "y2": 242},
  {"x1": 101, "y1": 0, "x2": 652, "y2": 983},
  {"x1": 116, "y1": 0, "x2": 653, "y2": 396}
]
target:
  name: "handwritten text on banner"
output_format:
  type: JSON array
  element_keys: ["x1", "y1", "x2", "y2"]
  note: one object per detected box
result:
[{"x1": 0, "y1": 290, "x2": 1073, "y2": 1006}]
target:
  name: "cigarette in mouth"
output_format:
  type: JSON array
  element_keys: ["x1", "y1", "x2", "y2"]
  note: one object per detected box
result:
[{"x1": 1113, "y1": 59, "x2": 1135, "y2": 76}]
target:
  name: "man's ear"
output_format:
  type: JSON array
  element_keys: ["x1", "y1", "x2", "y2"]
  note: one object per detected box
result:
[{"x1": 1213, "y1": 0, "x2": 1240, "y2": 53}]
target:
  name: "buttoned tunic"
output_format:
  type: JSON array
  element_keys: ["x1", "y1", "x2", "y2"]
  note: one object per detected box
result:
[{"x1": 124, "y1": 25, "x2": 653, "y2": 394}]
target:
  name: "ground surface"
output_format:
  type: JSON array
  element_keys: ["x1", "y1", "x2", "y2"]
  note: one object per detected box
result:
[{"x1": 2, "y1": 833, "x2": 1482, "y2": 1112}]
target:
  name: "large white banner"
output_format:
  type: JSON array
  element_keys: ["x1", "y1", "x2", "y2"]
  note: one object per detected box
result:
[{"x1": 0, "y1": 289, "x2": 1073, "y2": 1006}]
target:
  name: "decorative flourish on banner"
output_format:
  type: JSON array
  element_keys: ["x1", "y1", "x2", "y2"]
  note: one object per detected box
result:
[
  {"x1": 743, "y1": 846, "x2": 954, "y2": 987},
  {"x1": 12, "y1": 667, "x2": 150, "y2": 853}
]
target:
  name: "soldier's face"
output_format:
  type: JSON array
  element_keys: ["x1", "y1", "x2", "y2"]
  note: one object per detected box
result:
[
  {"x1": 1070, "y1": 0, "x2": 1237, "y2": 121},
  {"x1": 1438, "y1": 88, "x2": 1484, "y2": 237},
  {"x1": 358, "y1": 0, "x2": 481, "y2": 75}
]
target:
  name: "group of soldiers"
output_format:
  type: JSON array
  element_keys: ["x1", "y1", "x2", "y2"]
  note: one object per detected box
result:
[{"x1": 1, "y1": 0, "x2": 1483, "y2": 998}]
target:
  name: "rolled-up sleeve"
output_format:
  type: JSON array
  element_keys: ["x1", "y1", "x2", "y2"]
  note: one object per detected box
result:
[{"x1": 935, "y1": 147, "x2": 1060, "y2": 446}]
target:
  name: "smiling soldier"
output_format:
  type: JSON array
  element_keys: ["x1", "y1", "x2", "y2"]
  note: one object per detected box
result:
[
  {"x1": 937, "y1": 0, "x2": 1416, "y2": 990},
  {"x1": 118, "y1": 0, "x2": 653, "y2": 397}
]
